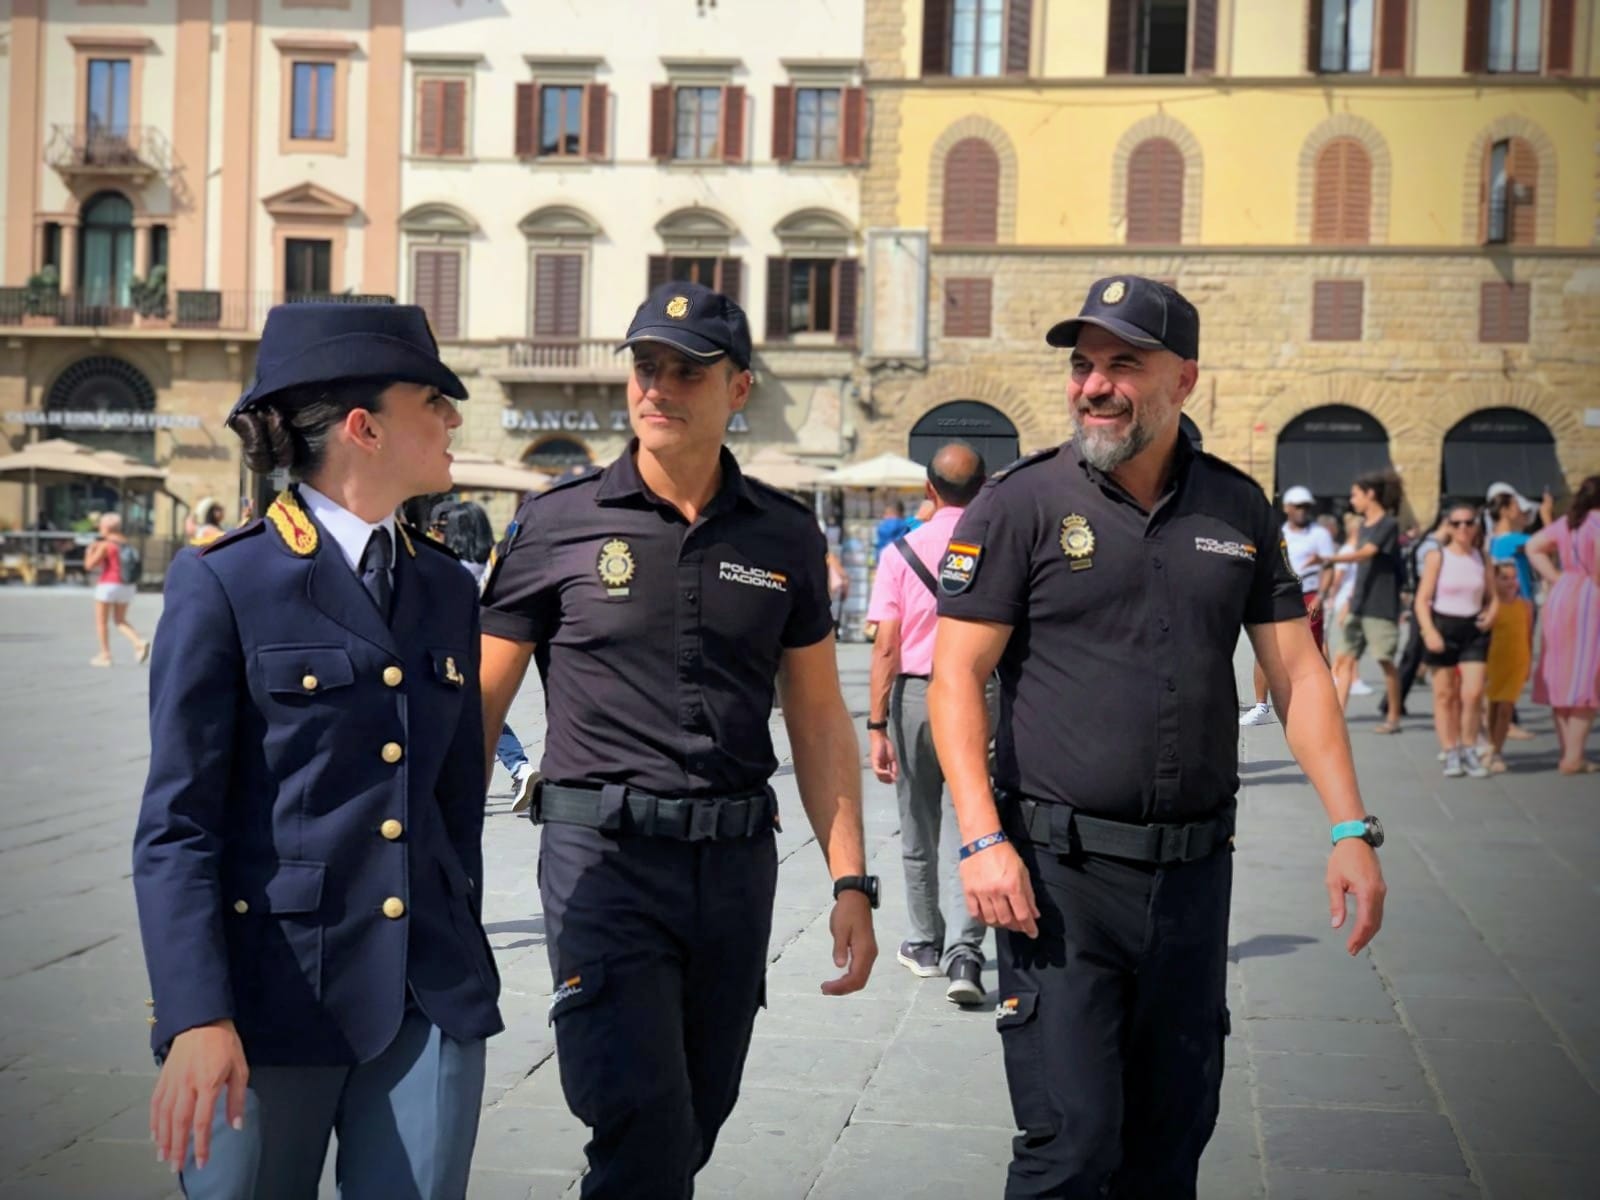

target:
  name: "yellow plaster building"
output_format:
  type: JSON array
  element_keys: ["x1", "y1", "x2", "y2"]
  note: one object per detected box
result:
[{"x1": 858, "y1": 0, "x2": 1600, "y2": 519}]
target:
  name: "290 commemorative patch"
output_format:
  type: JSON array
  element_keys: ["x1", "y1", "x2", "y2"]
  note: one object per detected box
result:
[{"x1": 939, "y1": 541, "x2": 983, "y2": 595}]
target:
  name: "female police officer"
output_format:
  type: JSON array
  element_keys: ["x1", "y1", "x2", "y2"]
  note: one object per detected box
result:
[{"x1": 133, "y1": 304, "x2": 503, "y2": 1198}]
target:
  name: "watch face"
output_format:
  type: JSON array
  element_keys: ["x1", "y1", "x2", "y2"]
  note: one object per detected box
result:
[{"x1": 1364, "y1": 816, "x2": 1385, "y2": 848}]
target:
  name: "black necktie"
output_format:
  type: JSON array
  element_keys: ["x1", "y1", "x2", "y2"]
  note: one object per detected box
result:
[{"x1": 360, "y1": 527, "x2": 393, "y2": 621}]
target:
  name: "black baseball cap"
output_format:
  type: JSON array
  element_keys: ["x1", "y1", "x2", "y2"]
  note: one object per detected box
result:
[
  {"x1": 1045, "y1": 275, "x2": 1200, "y2": 362},
  {"x1": 618, "y1": 281, "x2": 752, "y2": 371}
]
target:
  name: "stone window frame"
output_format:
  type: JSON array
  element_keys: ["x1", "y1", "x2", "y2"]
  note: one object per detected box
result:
[
  {"x1": 519, "y1": 204, "x2": 605, "y2": 341},
  {"x1": 402, "y1": 203, "x2": 477, "y2": 341},
  {"x1": 1110, "y1": 114, "x2": 1203, "y2": 246},
  {"x1": 1297, "y1": 113, "x2": 1390, "y2": 245},
  {"x1": 275, "y1": 37, "x2": 356, "y2": 158},
  {"x1": 926, "y1": 116, "x2": 1017, "y2": 245},
  {"x1": 409, "y1": 54, "x2": 482, "y2": 162},
  {"x1": 1461, "y1": 116, "x2": 1557, "y2": 247}
]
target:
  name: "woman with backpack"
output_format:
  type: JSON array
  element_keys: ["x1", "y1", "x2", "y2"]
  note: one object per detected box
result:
[{"x1": 83, "y1": 512, "x2": 148, "y2": 667}]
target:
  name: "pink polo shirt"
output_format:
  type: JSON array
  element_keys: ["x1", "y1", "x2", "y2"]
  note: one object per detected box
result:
[{"x1": 866, "y1": 504, "x2": 965, "y2": 677}]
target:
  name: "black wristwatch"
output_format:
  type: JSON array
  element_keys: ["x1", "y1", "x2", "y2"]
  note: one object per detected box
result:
[
  {"x1": 865, "y1": 718, "x2": 888, "y2": 732},
  {"x1": 833, "y1": 875, "x2": 880, "y2": 909}
]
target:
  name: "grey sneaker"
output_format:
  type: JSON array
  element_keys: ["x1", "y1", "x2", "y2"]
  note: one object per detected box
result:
[
  {"x1": 896, "y1": 941, "x2": 943, "y2": 978},
  {"x1": 1461, "y1": 747, "x2": 1489, "y2": 779},
  {"x1": 1443, "y1": 748, "x2": 1465, "y2": 778},
  {"x1": 945, "y1": 957, "x2": 984, "y2": 1006}
]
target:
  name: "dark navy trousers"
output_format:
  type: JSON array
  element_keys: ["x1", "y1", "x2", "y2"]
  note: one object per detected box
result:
[
  {"x1": 996, "y1": 833, "x2": 1233, "y2": 1200},
  {"x1": 538, "y1": 822, "x2": 777, "y2": 1199}
]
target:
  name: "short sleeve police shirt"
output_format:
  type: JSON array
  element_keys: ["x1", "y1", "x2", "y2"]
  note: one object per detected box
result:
[
  {"x1": 937, "y1": 438, "x2": 1304, "y2": 821},
  {"x1": 480, "y1": 444, "x2": 832, "y2": 797}
]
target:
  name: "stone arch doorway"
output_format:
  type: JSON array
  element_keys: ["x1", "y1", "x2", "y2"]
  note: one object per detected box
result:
[
  {"x1": 1441, "y1": 408, "x2": 1563, "y2": 506},
  {"x1": 39, "y1": 355, "x2": 158, "y2": 528},
  {"x1": 522, "y1": 435, "x2": 594, "y2": 475},
  {"x1": 908, "y1": 400, "x2": 1018, "y2": 475},
  {"x1": 1274, "y1": 405, "x2": 1392, "y2": 509}
]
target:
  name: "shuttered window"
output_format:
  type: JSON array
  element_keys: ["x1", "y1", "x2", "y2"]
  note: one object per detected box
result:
[
  {"x1": 1483, "y1": 137, "x2": 1538, "y2": 245},
  {"x1": 416, "y1": 78, "x2": 466, "y2": 157},
  {"x1": 774, "y1": 87, "x2": 866, "y2": 164},
  {"x1": 514, "y1": 81, "x2": 608, "y2": 160},
  {"x1": 652, "y1": 85, "x2": 744, "y2": 162},
  {"x1": 533, "y1": 253, "x2": 583, "y2": 339},
  {"x1": 1125, "y1": 137, "x2": 1184, "y2": 245},
  {"x1": 944, "y1": 277, "x2": 993, "y2": 338},
  {"x1": 1107, "y1": 0, "x2": 1198, "y2": 75},
  {"x1": 765, "y1": 258, "x2": 858, "y2": 341},
  {"x1": 1311, "y1": 281, "x2": 1363, "y2": 341},
  {"x1": 942, "y1": 138, "x2": 1000, "y2": 244},
  {"x1": 923, "y1": 0, "x2": 1030, "y2": 77},
  {"x1": 1479, "y1": 282, "x2": 1530, "y2": 342},
  {"x1": 1468, "y1": 0, "x2": 1561, "y2": 73},
  {"x1": 413, "y1": 249, "x2": 462, "y2": 340},
  {"x1": 1311, "y1": 138, "x2": 1372, "y2": 244},
  {"x1": 648, "y1": 256, "x2": 743, "y2": 301}
]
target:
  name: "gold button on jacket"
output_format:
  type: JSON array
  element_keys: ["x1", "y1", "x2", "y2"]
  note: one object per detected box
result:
[
  {"x1": 381, "y1": 742, "x2": 403, "y2": 764},
  {"x1": 233, "y1": 899, "x2": 249, "y2": 914},
  {"x1": 382, "y1": 665, "x2": 403, "y2": 687},
  {"x1": 301, "y1": 674, "x2": 318, "y2": 691},
  {"x1": 379, "y1": 819, "x2": 403, "y2": 841},
  {"x1": 382, "y1": 897, "x2": 406, "y2": 919}
]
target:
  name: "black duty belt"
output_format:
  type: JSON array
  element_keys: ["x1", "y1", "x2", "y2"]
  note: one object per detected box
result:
[
  {"x1": 1005, "y1": 795, "x2": 1234, "y2": 866},
  {"x1": 533, "y1": 781, "x2": 778, "y2": 841}
]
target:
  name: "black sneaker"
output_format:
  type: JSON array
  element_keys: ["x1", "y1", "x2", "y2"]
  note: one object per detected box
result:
[
  {"x1": 945, "y1": 958, "x2": 984, "y2": 1006},
  {"x1": 895, "y1": 941, "x2": 943, "y2": 978}
]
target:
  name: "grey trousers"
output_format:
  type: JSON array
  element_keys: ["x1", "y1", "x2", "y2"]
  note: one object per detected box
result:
[{"x1": 890, "y1": 674, "x2": 989, "y2": 969}]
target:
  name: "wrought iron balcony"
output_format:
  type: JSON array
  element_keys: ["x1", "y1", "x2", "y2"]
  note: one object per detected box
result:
[{"x1": 46, "y1": 125, "x2": 173, "y2": 181}]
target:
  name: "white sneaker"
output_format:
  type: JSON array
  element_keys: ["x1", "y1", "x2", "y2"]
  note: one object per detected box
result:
[
  {"x1": 510, "y1": 767, "x2": 540, "y2": 815},
  {"x1": 1443, "y1": 748, "x2": 1465, "y2": 778},
  {"x1": 1238, "y1": 702, "x2": 1274, "y2": 727},
  {"x1": 1349, "y1": 679, "x2": 1374, "y2": 696},
  {"x1": 1461, "y1": 747, "x2": 1489, "y2": 779}
]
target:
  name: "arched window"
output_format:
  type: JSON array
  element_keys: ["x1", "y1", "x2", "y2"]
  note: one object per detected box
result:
[
  {"x1": 942, "y1": 138, "x2": 999, "y2": 243},
  {"x1": 1483, "y1": 136, "x2": 1538, "y2": 246},
  {"x1": 79, "y1": 191, "x2": 136, "y2": 308},
  {"x1": 1311, "y1": 137, "x2": 1372, "y2": 244},
  {"x1": 649, "y1": 208, "x2": 742, "y2": 300},
  {"x1": 520, "y1": 205, "x2": 604, "y2": 340},
  {"x1": 402, "y1": 203, "x2": 476, "y2": 341},
  {"x1": 1125, "y1": 138, "x2": 1184, "y2": 245}
]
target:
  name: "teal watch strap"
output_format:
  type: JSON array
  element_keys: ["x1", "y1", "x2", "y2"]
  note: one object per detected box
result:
[{"x1": 1330, "y1": 819, "x2": 1367, "y2": 845}]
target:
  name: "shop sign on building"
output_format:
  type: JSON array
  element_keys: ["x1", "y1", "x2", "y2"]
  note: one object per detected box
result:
[
  {"x1": 4, "y1": 410, "x2": 204, "y2": 430},
  {"x1": 502, "y1": 409, "x2": 749, "y2": 433}
]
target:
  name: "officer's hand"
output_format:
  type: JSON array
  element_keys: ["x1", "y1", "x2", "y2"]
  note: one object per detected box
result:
[
  {"x1": 868, "y1": 731, "x2": 898, "y2": 785},
  {"x1": 151, "y1": 1019, "x2": 248, "y2": 1173},
  {"x1": 822, "y1": 892, "x2": 877, "y2": 996},
  {"x1": 1327, "y1": 839, "x2": 1386, "y2": 956},
  {"x1": 960, "y1": 841, "x2": 1039, "y2": 939}
]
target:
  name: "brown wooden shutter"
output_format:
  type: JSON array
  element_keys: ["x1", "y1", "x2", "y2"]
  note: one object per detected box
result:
[
  {"x1": 1508, "y1": 137, "x2": 1538, "y2": 246},
  {"x1": 944, "y1": 277, "x2": 993, "y2": 338},
  {"x1": 1506, "y1": 282, "x2": 1530, "y2": 341},
  {"x1": 1463, "y1": 0, "x2": 1489, "y2": 72},
  {"x1": 515, "y1": 82, "x2": 537, "y2": 157},
  {"x1": 721, "y1": 85, "x2": 746, "y2": 163},
  {"x1": 1106, "y1": 0, "x2": 1134, "y2": 74},
  {"x1": 1480, "y1": 282, "x2": 1530, "y2": 342},
  {"x1": 942, "y1": 138, "x2": 1000, "y2": 243},
  {"x1": 583, "y1": 82, "x2": 608, "y2": 160},
  {"x1": 766, "y1": 257, "x2": 789, "y2": 340},
  {"x1": 1312, "y1": 138, "x2": 1371, "y2": 244},
  {"x1": 1312, "y1": 280, "x2": 1362, "y2": 341},
  {"x1": 534, "y1": 254, "x2": 582, "y2": 339},
  {"x1": 1378, "y1": 0, "x2": 1407, "y2": 74},
  {"x1": 440, "y1": 81, "x2": 466, "y2": 156},
  {"x1": 647, "y1": 255, "x2": 671, "y2": 293},
  {"x1": 1126, "y1": 138, "x2": 1183, "y2": 245},
  {"x1": 1005, "y1": 0, "x2": 1032, "y2": 76},
  {"x1": 1306, "y1": 0, "x2": 1324, "y2": 71},
  {"x1": 1192, "y1": 0, "x2": 1219, "y2": 74},
  {"x1": 414, "y1": 248, "x2": 437, "y2": 323},
  {"x1": 922, "y1": 0, "x2": 951, "y2": 76},
  {"x1": 650, "y1": 85, "x2": 673, "y2": 160},
  {"x1": 418, "y1": 80, "x2": 441, "y2": 155},
  {"x1": 717, "y1": 257, "x2": 743, "y2": 302},
  {"x1": 835, "y1": 259, "x2": 859, "y2": 342},
  {"x1": 414, "y1": 250, "x2": 460, "y2": 340},
  {"x1": 841, "y1": 87, "x2": 867, "y2": 165},
  {"x1": 771, "y1": 86, "x2": 795, "y2": 162},
  {"x1": 1547, "y1": 0, "x2": 1575, "y2": 75}
]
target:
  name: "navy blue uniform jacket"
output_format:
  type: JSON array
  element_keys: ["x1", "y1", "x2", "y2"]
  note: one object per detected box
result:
[{"x1": 133, "y1": 489, "x2": 503, "y2": 1066}]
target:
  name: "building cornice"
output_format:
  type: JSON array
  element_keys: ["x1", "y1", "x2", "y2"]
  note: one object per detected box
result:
[
  {"x1": 272, "y1": 37, "x2": 359, "y2": 56},
  {"x1": 407, "y1": 51, "x2": 486, "y2": 66},
  {"x1": 67, "y1": 34, "x2": 155, "y2": 52},
  {"x1": 869, "y1": 74, "x2": 1600, "y2": 91}
]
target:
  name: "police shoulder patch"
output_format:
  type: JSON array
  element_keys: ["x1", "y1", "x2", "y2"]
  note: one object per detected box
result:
[
  {"x1": 986, "y1": 446, "x2": 1061, "y2": 487},
  {"x1": 939, "y1": 540, "x2": 983, "y2": 595}
]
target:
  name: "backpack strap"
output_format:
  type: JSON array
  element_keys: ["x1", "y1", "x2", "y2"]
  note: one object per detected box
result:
[{"x1": 892, "y1": 535, "x2": 939, "y2": 596}]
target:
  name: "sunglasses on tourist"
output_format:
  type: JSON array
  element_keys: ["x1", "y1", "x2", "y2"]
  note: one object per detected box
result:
[{"x1": 1448, "y1": 519, "x2": 1477, "y2": 527}]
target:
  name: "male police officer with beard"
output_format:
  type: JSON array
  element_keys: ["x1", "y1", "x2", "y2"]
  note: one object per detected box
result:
[
  {"x1": 929, "y1": 277, "x2": 1387, "y2": 1198},
  {"x1": 478, "y1": 281, "x2": 877, "y2": 1198}
]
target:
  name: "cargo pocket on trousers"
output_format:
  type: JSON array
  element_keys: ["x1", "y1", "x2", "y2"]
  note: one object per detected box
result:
[
  {"x1": 548, "y1": 961, "x2": 604, "y2": 1027},
  {"x1": 549, "y1": 962, "x2": 607, "y2": 1128},
  {"x1": 995, "y1": 986, "x2": 1056, "y2": 1137}
]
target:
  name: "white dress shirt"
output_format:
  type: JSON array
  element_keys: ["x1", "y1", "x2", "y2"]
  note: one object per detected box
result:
[{"x1": 298, "y1": 482, "x2": 397, "y2": 587}]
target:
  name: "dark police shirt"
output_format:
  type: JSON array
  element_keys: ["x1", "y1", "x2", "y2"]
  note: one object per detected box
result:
[
  {"x1": 480, "y1": 442, "x2": 833, "y2": 797},
  {"x1": 937, "y1": 437, "x2": 1304, "y2": 822}
]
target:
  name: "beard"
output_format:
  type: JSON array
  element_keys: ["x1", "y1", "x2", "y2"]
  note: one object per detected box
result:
[{"x1": 1072, "y1": 397, "x2": 1160, "y2": 473}]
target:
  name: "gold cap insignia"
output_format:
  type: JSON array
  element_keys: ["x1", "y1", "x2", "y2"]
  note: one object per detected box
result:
[
  {"x1": 1060, "y1": 514, "x2": 1096, "y2": 560},
  {"x1": 266, "y1": 491, "x2": 318, "y2": 557},
  {"x1": 597, "y1": 539, "x2": 636, "y2": 591},
  {"x1": 1101, "y1": 280, "x2": 1127, "y2": 305},
  {"x1": 665, "y1": 295, "x2": 690, "y2": 320}
]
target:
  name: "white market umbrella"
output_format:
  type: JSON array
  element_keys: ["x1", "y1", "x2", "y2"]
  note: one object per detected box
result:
[
  {"x1": 446, "y1": 452, "x2": 552, "y2": 495},
  {"x1": 741, "y1": 446, "x2": 828, "y2": 491},
  {"x1": 816, "y1": 452, "x2": 927, "y2": 490}
]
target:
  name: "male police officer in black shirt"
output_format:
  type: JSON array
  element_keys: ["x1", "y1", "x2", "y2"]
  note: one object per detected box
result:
[
  {"x1": 929, "y1": 276, "x2": 1387, "y2": 1198},
  {"x1": 478, "y1": 281, "x2": 878, "y2": 1198}
]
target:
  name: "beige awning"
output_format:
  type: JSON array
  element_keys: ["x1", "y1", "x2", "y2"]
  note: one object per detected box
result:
[
  {"x1": 447, "y1": 451, "x2": 552, "y2": 495},
  {"x1": 815, "y1": 452, "x2": 928, "y2": 490},
  {"x1": 0, "y1": 438, "x2": 169, "y2": 486},
  {"x1": 740, "y1": 446, "x2": 829, "y2": 491}
]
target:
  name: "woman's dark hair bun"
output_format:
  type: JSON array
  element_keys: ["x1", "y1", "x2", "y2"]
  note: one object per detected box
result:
[{"x1": 229, "y1": 404, "x2": 296, "y2": 474}]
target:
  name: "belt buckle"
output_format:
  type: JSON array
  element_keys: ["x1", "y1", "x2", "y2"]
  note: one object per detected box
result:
[
  {"x1": 1163, "y1": 822, "x2": 1193, "y2": 863},
  {"x1": 688, "y1": 799, "x2": 723, "y2": 842}
]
